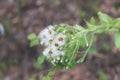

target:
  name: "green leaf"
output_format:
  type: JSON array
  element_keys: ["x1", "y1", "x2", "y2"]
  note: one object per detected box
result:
[
  {"x1": 29, "y1": 74, "x2": 37, "y2": 80},
  {"x1": 0, "y1": 61, "x2": 6, "y2": 67},
  {"x1": 98, "y1": 71, "x2": 107, "y2": 80},
  {"x1": 90, "y1": 17, "x2": 95, "y2": 25},
  {"x1": 86, "y1": 21, "x2": 92, "y2": 27},
  {"x1": 78, "y1": 56, "x2": 85, "y2": 63},
  {"x1": 0, "y1": 19, "x2": 11, "y2": 30},
  {"x1": 86, "y1": 21, "x2": 96, "y2": 31},
  {"x1": 68, "y1": 60, "x2": 76, "y2": 68},
  {"x1": 30, "y1": 39, "x2": 39, "y2": 47},
  {"x1": 42, "y1": 76, "x2": 51, "y2": 80},
  {"x1": 112, "y1": 18, "x2": 120, "y2": 27},
  {"x1": 88, "y1": 47, "x2": 97, "y2": 55},
  {"x1": 37, "y1": 55, "x2": 45, "y2": 65},
  {"x1": 78, "y1": 38, "x2": 86, "y2": 47},
  {"x1": 48, "y1": 71, "x2": 54, "y2": 76},
  {"x1": 74, "y1": 25, "x2": 84, "y2": 31},
  {"x1": 114, "y1": 31, "x2": 120, "y2": 50},
  {"x1": 98, "y1": 12, "x2": 112, "y2": 23},
  {"x1": 34, "y1": 55, "x2": 45, "y2": 68},
  {"x1": 27, "y1": 33, "x2": 37, "y2": 40}
]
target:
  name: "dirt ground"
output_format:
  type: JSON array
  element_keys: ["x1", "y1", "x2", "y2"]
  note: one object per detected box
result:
[{"x1": 0, "y1": 0, "x2": 120, "y2": 80}]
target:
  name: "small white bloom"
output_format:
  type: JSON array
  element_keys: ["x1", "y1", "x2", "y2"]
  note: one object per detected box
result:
[
  {"x1": 46, "y1": 25, "x2": 55, "y2": 36},
  {"x1": 58, "y1": 50, "x2": 65, "y2": 56},
  {"x1": 52, "y1": 33, "x2": 66, "y2": 47},
  {"x1": 47, "y1": 25, "x2": 54, "y2": 30},
  {"x1": 39, "y1": 29, "x2": 48, "y2": 45},
  {"x1": 39, "y1": 25, "x2": 55, "y2": 45},
  {"x1": 51, "y1": 41, "x2": 59, "y2": 49},
  {"x1": 43, "y1": 47, "x2": 51, "y2": 58},
  {"x1": 43, "y1": 47, "x2": 61, "y2": 58},
  {"x1": 44, "y1": 37, "x2": 54, "y2": 46}
]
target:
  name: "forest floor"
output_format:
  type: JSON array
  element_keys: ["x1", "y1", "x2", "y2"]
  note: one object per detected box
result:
[{"x1": 0, "y1": 0, "x2": 120, "y2": 80}]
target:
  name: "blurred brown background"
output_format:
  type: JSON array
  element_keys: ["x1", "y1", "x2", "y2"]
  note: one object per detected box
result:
[{"x1": 0, "y1": 0, "x2": 120, "y2": 80}]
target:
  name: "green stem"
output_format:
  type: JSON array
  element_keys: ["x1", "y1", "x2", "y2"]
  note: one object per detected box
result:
[
  {"x1": 78, "y1": 33, "x2": 94, "y2": 63},
  {"x1": 70, "y1": 40, "x2": 79, "y2": 62}
]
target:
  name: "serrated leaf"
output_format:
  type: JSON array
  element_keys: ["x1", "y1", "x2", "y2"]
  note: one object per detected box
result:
[
  {"x1": 98, "y1": 12, "x2": 112, "y2": 23},
  {"x1": 30, "y1": 39, "x2": 39, "y2": 47},
  {"x1": 114, "y1": 32, "x2": 120, "y2": 50},
  {"x1": 27, "y1": 33, "x2": 37, "y2": 40}
]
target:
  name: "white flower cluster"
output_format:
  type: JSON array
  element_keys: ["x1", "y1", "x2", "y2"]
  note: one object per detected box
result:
[{"x1": 39, "y1": 25, "x2": 66, "y2": 58}]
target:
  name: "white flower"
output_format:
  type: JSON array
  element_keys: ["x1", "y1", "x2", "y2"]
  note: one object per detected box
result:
[
  {"x1": 39, "y1": 29, "x2": 48, "y2": 45},
  {"x1": 52, "y1": 33, "x2": 66, "y2": 47},
  {"x1": 43, "y1": 47, "x2": 65, "y2": 58},
  {"x1": 47, "y1": 25, "x2": 54, "y2": 30},
  {"x1": 43, "y1": 47, "x2": 51, "y2": 58},
  {"x1": 40, "y1": 25, "x2": 66, "y2": 59},
  {"x1": 43, "y1": 47, "x2": 58, "y2": 58},
  {"x1": 44, "y1": 37, "x2": 54, "y2": 46},
  {"x1": 46, "y1": 25, "x2": 55, "y2": 37},
  {"x1": 57, "y1": 50, "x2": 65, "y2": 56},
  {"x1": 39, "y1": 25, "x2": 55, "y2": 45}
]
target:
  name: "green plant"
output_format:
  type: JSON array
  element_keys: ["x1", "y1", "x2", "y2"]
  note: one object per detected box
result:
[
  {"x1": 29, "y1": 74, "x2": 37, "y2": 80},
  {"x1": 98, "y1": 70, "x2": 107, "y2": 80},
  {"x1": 27, "y1": 12, "x2": 120, "y2": 80}
]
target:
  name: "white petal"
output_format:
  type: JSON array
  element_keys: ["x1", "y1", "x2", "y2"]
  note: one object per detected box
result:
[
  {"x1": 43, "y1": 47, "x2": 51, "y2": 57},
  {"x1": 39, "y1": 26, "x2": 56, "y2": 46},
  {"x1": 47, "y1": 25, "x2": 54, "y2": 30},
  {"x1": 44, "y1": 37, "x2": 54, "y2": 46},
  {"x1": 58, "y1": 50, "x2": 65, "y2": 55},
  {"x1": 53, "y1": 33, "x2": 66, "y2": 46}
]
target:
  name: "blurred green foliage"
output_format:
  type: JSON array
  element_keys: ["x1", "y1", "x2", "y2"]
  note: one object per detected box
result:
[
  {"x1": 29, "y1": 74, "x2": 37, "y2": 80},
  {"x1": 0, "y1": 18, "x2": 11, "y2": 30},
  {"x1": 98, "y1": 70, "x2": 107, "y2": 80}
]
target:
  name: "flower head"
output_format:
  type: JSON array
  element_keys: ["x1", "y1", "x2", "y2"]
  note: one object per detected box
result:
[
  {"x1": 39, "y1": 25, "x2": 55, "y2": 45},
  {"x1": 53, "y1": 33, "x2": 66, "y2": 47},
  {"x1": 43, "y1": 46, "x2": 65, "y2": 58},
  {"x1": 39, "y1": 25, "x2": 66, "y2": 63}
]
